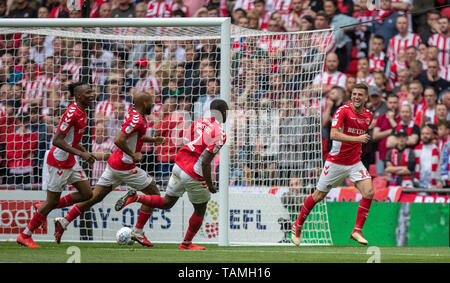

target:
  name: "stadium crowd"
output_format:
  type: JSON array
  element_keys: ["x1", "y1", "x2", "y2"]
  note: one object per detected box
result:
[{"x1": 0, "y1": 0, "x2": 449, "y2": 191}]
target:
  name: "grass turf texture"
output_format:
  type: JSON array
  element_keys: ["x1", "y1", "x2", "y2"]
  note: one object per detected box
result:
[{"x1": 1, "y1": 242, "x2": 450, "y2": 263}]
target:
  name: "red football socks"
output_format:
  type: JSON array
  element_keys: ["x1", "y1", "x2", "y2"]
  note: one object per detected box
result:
[
  {"x1": 65, "y1": 204, "x2": 84, "y2": 223},
  {"x1": 183, "y1": 214, "x2": 204, "y2": 243},
  {"x1": 56, "y1": 194, "x2": 73, "y2": 209},
  {"x1": 295, "y1": 195, "x2": 317, "y2": 228},
  {"x1": 23, "y1": 211, "x2": 46, "y2": 236},
  {"x1": 354, "y1": 197, "x2": 372, "y2": 231},
  {"x1": 136, "y1": 195, "x2": 165, "y2": 209},
  {"x1": 136, "y1": 209, "x2": 152, "y2": 231}
]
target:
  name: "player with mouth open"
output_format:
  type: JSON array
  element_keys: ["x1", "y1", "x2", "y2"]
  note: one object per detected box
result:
[{"x1": 292, "y1": 83, "x2": 375, "y2": 246}]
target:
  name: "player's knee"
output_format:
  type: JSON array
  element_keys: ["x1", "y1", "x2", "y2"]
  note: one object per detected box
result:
[{"x1": 364, "y1": 188, "x2": 375, "y2": 199}]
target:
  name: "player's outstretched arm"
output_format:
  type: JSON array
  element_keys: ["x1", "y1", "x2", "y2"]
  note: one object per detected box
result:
[
  {"x1": 53, "y1": 131, "x2": 96, "y2": 166},
  {"x1": 330, "y1": 128, "x2": 370, "y2": 144},
  {"x1": 201, "y1": 150, "x2": 217, "y2": 194},
  {"x1": 142, "y1": 136, "x2": 166, "y2": 144}
]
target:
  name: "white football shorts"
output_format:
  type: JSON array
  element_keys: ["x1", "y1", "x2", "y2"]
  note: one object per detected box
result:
[
  {"x1": 44, "y1": 162, "x2": 88, "y2": 193},
  {"x1": 317, "y1": 161, "x2": 371, "y2": 192},
  {"x1": 165, "y1": 164, "x2": 210, "y2": 204},
  {"x1": 96, "y1": 164, "x2": 153, "y2": 191}
]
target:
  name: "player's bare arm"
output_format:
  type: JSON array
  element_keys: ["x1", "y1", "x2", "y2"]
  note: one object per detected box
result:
[
  {"x1": 142, "y1": 136, "x2": 166, "y2": 144},
  {"x1": 330, "y1": 127, "x2": 370, "y2": 144},
  {"x1": 201, "y1": 150, "x2": 216, "y2": 194},
  {"x1": 53, "y1": 131, "x2": 96, "y2": 166},
  {"x1": 114, "y1": 131, "x2": 142, "y2": 162}
]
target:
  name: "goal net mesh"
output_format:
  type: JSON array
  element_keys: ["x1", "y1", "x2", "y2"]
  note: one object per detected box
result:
[{"x1": 0, "y1": 24, "x2": 332, "y2": 245}]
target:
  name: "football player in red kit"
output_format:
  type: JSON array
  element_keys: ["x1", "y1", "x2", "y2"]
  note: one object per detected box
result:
[
  {"x1": 292, "y1": 83, "x2": 375, "y2": 246},
  {"x1": 114, "y1": 99, "x2": 229, "y2": 250}
]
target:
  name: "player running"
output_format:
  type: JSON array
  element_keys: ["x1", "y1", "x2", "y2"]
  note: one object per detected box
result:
[
  {"x1": 114, "y1": 99, "x2": 228, "y2": 250},
  {"x1": 52, "y1": 92, "x2": 165, "y2": 246},
  {"x1": 291, "y1": 83, "x2": 375, "y2": 246},
  {"x1": 17, "y1": 82, "x2": 96, "y2": 248}
]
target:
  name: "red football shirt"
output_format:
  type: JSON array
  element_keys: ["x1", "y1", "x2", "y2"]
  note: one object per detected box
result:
[
  {"x1": 108, "y1": 108, "x2": 147, "y2": 171},
  {"x1": 47, "y1": 104, "x2": 87, "y2": 169},
  {"x1": 175, "y1": 117, "x2": 227, "y2": 181},
  {"x1": 328, "y1": 104, "x2": 373, "y2": 166}
]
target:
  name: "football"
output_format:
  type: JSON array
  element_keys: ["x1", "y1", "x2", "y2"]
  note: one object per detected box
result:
[{"x1": 116, "y1": 227, "x2": 134, "y2": 245}]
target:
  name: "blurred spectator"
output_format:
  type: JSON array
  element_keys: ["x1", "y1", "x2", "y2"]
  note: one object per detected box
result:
[
  {"x1": 5, "y1": 112, "x2": 38, "y2": 186},
  {"x1": 322, "y1": 86, "x2": 345, "y2": 158},
  {"x1": 170, "y1": 0, "x2": 189, "y2": 17},
  {"x1": 414, "y1": 86, "x2": 439, "y2": 128},
  {"x1": 112, "y1": 0, "x2": 135, "y2": 18},
  {"x1": 386, "y1": 15, "x2": 421, "y2": 71},
  {"x1": 372, "y1": 70, "x2": 391, "y2": 95},
  {"x1": 98, "y1": 2, "x2": 112, "y2": 18},
  {"x1": 89, "y1": 40, "x2": 114, "y2": 86},
  {"x1": 440, "y1": 91, "x2": 450, "y2": 120},
  {"x1": 405, "y1": 80, "x2": 425, "y2": 117},
  {"x1": 373, "y1": 93, "x2": 401, "y2": 173},
  {"x1": 28, "y1": 103, "x2": 50, "y2": 179},
  {"x1": 91, "y1": 121, "x2": 116, "y2": 183},
  {"x1": 193, "y1": 78, "x2": 220, "y2": 120},
  {"x1": 369, "y1": 35, "x2": 386, "y2": 73},
  {"x1": 312, "y1": 52, "x2": 346, "y2": 95},
  {"x1": 385, "y1": 128, "x2": 415, "y2": 187},
  {"x1": 132, "y1": 58, "x2": 161, "y2": 100},
  {"x1": 435, "y1": 103, "x2": 448, "y2": 125},
  {"x1": 146, "y1": 0, "x2": 172, "y2": 18},
  {"x1": 418, "y1": 9, "x2": 441, "y2": 43},
  {"x1": 356, "y1": 57, "x2": 375, "y2": 86},
  {"x1": 146, "y1": 41, "x2": 171, "y2": 88},
  {"x1": 427, "y1": 15, "x2": 450, "y2": 68},
  {"x1": 8, "y1": 0, "x2": 37, "y2": 18},
  {"x1": 413, "y1": 124, "x2": 443, "y2": 189},
  {"x1": 95, "y1": 74, "x2": 130, "y2": 125},
  {"x1": 280, "y1": 0, "x2": 308, "y2": 32},
  {"x1": 418, "y1": 58, "x2": 449, "y2": 95},
  {"x1": 436, "y1": 120, "x2": 449, "y2": 187},
  {"x1": 153, "y1": 96, "x2": 185, "y2": 186},
  {"x1": 386, "y1": 104, "x2": 420, "y2": 149},
  {"x1": 49, "y1": 0, "x2": 69, "y2": 18},
  {"x1": 37, "y1": 6, "x2": 49, "y2": 18},
  {"x1": 369, "y1": 0, "x2": 400, "y2": 45},
  {"x1": 312, "y1": 11, "x2": 337, "y2": 54},
  {"x1": 323, "y1": 0, "x2": 358, "y2": 72}
]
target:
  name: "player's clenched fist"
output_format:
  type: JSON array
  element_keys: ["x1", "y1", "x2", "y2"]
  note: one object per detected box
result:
[
  {"x1": 359, "y1": 133, "x2": 371, "y2": 144},
  {"x1": 132, "y1": 152, "x2": 143, "y2": 162},
  {"x1": 80, "y1": 152, "x2": 97, "y2": 167}
]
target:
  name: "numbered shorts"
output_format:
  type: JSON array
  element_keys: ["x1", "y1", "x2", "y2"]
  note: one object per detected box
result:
[
  {"x1": 96, "y1": 164, "x2": 153, "y2": 191},
  {"x1": 44, "y1": 162, "x2": 88, "y2": 193},
  {"x1": 317, "y1": 161, "x2": 371, "y2": 192},
  {"x1": 165, "y1": 164, "x2": 210, "y2": 204}
]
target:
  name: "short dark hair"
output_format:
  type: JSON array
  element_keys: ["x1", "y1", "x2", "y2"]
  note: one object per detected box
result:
[
  {"x1": 68, "y1": 82, "x2": 85, "y2": 97},
  {"x1": 352, "y1": 83, "x2": 369, "y2": 95},
  {"x1": 210, "y1": 99, "x2": 229, "y2": 113}
]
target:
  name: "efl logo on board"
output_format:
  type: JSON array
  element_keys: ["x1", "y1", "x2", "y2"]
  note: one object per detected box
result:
[{"x1": 0, "y1": 200, "x2": 47, "y2": 234}]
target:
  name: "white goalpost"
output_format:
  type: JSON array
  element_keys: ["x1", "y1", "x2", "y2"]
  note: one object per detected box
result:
[{"x1": 0, "y1": 18, "x2": 332, "y2": 246}]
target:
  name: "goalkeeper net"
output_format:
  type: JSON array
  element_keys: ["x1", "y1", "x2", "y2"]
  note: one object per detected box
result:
[{"x1": 0, "y1": 19, "x2": 332, "y2": 246}]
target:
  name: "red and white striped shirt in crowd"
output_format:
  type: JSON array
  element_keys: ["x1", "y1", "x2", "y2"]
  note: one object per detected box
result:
[
  {"x1": 169, "y1": 1, "x2": 189, "y2": 17},
  {"x1": 257, "y1": 34, "x2": 288, "y2": 54},
  {"x1": 281, "y1": 11, "x2": 306, "y2": 30},
  {"x1": 135, "y1": 75, "x2": 161, "y2": 94},
  {"x1": 0, "y1": 104, "x2": 6, "y2": 117},
  {"x1": 92, "y1": 138, "x2": 116, "y2": 181},
  {"x1": 146, "y1": 0, "x2": 172, "y2": 18},
  {"x1": 20, "y1": 75, "x2": 60, "y2": 106},
  {"x1": 369, "y1": 52, "x2": 386, "y2": 72},
  {"x1": 428, "y1": 33, "x2": 450, "y2": 67},
  {"x1": 414, "y1": 142, "x2": 441, "y2": 188},
  {"x1": 386, "y1": 32, "x2": 421, "y2": 68},
  {"x1": 356, "y1": 74, "x2": 376, "y2": 87},
  {"x1": 95, "y1": 98, "x2": 131, "y2": 118},
  {"x1": 233, "y1": 0, "x2": 255, "y2": 11},
  {"x1": 311, "y1": 31, "x2": 336, "y2": 54},
  {"x1": 273, "y1": 0, "x2": 292, "y2": 14},
  {"x1": 439, "y1": 65, "x2": 450, "y2": 81},
  {"x1": 61, "y1": 61, "x2": 99, "y2": 84},
  {"x1": 258, "y1": 11, "x2": 272, "y2": 31},
  {"x1": 313, "y1": 71, "x2": 347, "y2": 88}
]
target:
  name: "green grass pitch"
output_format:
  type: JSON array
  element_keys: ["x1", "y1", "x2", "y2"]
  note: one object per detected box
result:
[{"x1": 1, "y1": 242, "x2": 450, "y2": 263}]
